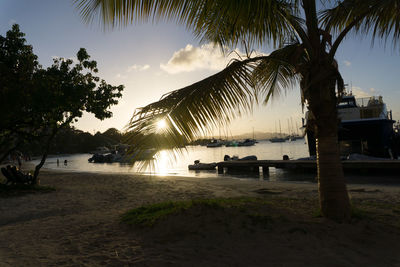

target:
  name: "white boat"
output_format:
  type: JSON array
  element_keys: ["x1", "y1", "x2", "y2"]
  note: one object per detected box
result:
[{"x1": 304, "y1": 93, "x2": 396, "y2": 158}]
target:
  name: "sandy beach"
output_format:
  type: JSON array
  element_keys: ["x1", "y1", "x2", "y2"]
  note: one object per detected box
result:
[{"x1": 0, "y1": 168, "x2": 399, "y2": 266}]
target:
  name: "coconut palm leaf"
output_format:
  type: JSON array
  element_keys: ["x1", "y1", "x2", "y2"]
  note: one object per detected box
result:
[
  {"x1": 124, "y1": 55, "x2": 266, "y2": 155},
  {"x1": 321, "y1": 0, "x2": 400, "y2": 50},
  {"x1": 74, "y1": 0, "x2": 305, "y2": 48},
  {"x1": 252, "y1": 43, "x2": 304, "y2": 105}
]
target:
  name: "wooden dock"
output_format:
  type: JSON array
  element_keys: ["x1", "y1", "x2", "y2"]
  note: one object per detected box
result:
[{"x1": 216, "y1": 160, "x2": 400, "y2": 175}]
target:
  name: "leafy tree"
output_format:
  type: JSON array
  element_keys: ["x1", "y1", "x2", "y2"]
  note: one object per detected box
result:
[
  {"x1": 75, "y1": 0, "x2": 400, "y2": 221},
  {"x1": 30, "y1": 48, "x2": 123, "y2": 183},
  {"x1": 0, "y1": 24, "x2": 39, "y2": 162},
  {"x1": 0, "y1": 24, "x2": 123, "y2": 183},
  {"x1": 102, "y1": 127, "x2": 122, "y2": 145}
]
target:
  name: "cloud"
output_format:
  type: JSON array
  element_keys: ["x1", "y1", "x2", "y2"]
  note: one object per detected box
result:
[
  {"x1": 343, "y1": 60, "x2": 351, "y2": 66},
  {"x1": 351, "y1": 86, "x2": 371, "y2": 98},
  {"x1": 160, "y1": 43, "x2": 263, "y2": 74},
  {"x1": 127, "y1": 64, "x2": 150, "y2": 72},
  {"x1": 115, "y1": 73, "x2": 127, "y2": 79}
]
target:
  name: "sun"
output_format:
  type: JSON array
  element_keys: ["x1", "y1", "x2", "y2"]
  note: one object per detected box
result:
[{"x1": 156, "y1": 119, "x2": 167, "y2": 130}]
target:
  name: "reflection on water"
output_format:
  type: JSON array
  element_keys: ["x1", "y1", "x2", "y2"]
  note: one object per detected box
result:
[
  {"x1": 35, "y1": 140, "x2": 311, "y2": 180},
  {"x1": 33, "y1": 139, "x2": 400, "y2": 185}
]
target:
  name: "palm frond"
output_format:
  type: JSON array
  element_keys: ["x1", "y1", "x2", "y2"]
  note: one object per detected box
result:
[
  {"x1": 252, "y1": 43, "x2": 303, "y2": 105},
  {"x1": 123, "y1": 56, "x2": 265, "y2": 160},
  {"x1": 74, "y1": 0, "x2": 305, "y2": 48},
  {"x1": 321, "y1": 0, "x2": 400, "y2": 49}
]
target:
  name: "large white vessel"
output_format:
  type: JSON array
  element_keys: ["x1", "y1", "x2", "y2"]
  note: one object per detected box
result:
[{"x1": 304, "y1": 94, "x2": 396, "y2": 158}]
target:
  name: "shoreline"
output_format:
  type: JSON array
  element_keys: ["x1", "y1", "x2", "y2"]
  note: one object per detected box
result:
[
  {"x1": 9, "y1": 158, "x2": 400, "y2": 188},
  {"x1": 0, "y1": 169, "x2": 399, "y2": 266}
]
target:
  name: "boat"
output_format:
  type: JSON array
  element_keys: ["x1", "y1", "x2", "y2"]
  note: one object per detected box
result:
[
  {"x1": 304, "y1": 93, "x2": 397, "y2": 158},
  {"x1": 238, "y1": 139, "x2": 256, "y2": 146},
  {"x1": 89, "y1": 146, "x2": 110, "y2": 154},
  {"x1": 206, "y1": 139, "x2": 224, "y2": 148},
  {"x1": 270, "y1": 120, "x2": 286, "y2": 143},
  {"x1": 269, "y1": 137, "x2": 286, "y2": 143},
  {"x1": 225, "y1": 140, "x2": 239, "y2": 147},
  {"x1": 224, "y1": 155, "x2": 258, "y2": 161},
  {"x1": 288, "y1": 135, "x2": 304, "y2": 142},
  {"x1": 188, "y1": 160, "x2": 217, "y2": 170},
  {"x1": 88, "y1": 147, "x2": 155, "y2": 163}
]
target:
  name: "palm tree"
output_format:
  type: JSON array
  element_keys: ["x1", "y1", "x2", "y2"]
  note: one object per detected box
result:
[{"x1": 75, "y1": 0, "x2": 400, "y2": 221}]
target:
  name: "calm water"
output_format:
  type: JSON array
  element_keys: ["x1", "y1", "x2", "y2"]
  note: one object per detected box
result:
[
  {"x1": 34, "y1": 139, "x2": 400, "y2": 184},
  {"x1": 36, "y1": 139, "x2": 313, "y2": 181}
]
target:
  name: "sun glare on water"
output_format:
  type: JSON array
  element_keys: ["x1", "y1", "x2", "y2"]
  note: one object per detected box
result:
[{"x1": 155, "y1": 150, "x2": 170, "y2": 175}]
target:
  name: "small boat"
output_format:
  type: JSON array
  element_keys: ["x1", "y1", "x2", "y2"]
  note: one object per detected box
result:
[
  {"x1": 269, "y1": 137, "x2": 286, "y2": 143},
  {"x1": 225, "y1": 140, "x2": 239, "y2": 147},
  {"x1": 88, "y1": 149, "x2": 155, "y2": 163},
  {"x1": 270, "y1": 120, "x2": 286, "y2": 142},
  {"x1": 206, "y1": 139, "x2": 224, "y2": 148},
  {"x1": 288, "y1": 135, "x2": 304, "y2": 141},
  {"x1": 188, "y1": 160, "x2": 217, "y2": 170},
  {"x1": 224, "y1": 155, "x2": 257, "y2": 161},
  {"x1": 89, "y1": 146, "x2": 110, "y2": 155},
  {"x1": 238, "y1": 139, "x2": 256, "y2": 146}
]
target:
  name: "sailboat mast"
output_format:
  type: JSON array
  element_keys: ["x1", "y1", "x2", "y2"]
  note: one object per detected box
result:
[{"x1": 290, "y1": 117, "x2": 294, "y2": 135}]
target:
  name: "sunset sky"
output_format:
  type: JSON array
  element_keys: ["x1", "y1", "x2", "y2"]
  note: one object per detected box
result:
[{"x1": 1, "y1": 0, "x2": 400, "y2": 136}]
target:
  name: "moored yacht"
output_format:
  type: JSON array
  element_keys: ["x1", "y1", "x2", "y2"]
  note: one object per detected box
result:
[{"x1": 304, "y1": 93, "x2": 396, "y2": 158}]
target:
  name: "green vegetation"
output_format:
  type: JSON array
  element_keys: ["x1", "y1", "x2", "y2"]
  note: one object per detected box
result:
[
  {"x1": 0, "y1": 184, "x2": 55, "y2": 198},
  {"x1": 21, "y1": 126, "x2": 124, "y2": 155},
  {"x1": 122, "y1": 196, "x2": 400, "y2": 230},
  {"x1": 122, "y1": 197, "x2": 290, "y2": 228},
  {"x1": 122, "y1": 197, "x2": 266, "y2": 227}
]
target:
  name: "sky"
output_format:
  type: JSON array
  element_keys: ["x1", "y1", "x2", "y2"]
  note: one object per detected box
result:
[{"x1": 1, "y1": 0, "x2": 400, "y2": 137}]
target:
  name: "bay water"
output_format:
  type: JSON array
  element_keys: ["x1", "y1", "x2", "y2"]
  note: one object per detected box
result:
[{"x1": 36, "y1": 139, "x2": 314, "y2": 181}]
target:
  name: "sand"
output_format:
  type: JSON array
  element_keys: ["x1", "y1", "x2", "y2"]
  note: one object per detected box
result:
[{"x1": 0, "y1": 169, "x2": 399, "y2": 266}]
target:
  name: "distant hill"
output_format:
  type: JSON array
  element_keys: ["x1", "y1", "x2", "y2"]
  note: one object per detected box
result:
[
  {"x1": 231, "y1": 131, "x2": 284, "y2": 140},
  {"x1": 207, "y1": 131, "x2": 290, "y2": 140}
]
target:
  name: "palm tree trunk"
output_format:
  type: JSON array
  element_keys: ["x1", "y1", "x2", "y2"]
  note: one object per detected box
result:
[
  {"x1": 309, "y1": 77, "x2": 351, "y2": 221},
  {"x1": 316, "y1": 123, "x2": 351, "y2": 221}
]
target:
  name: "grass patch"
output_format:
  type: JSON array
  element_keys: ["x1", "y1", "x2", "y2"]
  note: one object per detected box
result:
[
  {"x1": 350, "y1": 206, "x2": 371, "y2": 220},
  {"x1": 0, "y1": 183, "x2": 55, "y2": 198},
  {"x1": 122, "y1": 201, "x2": 191, "y2": 227},
  {"x1": 122, "y1": 196, "x2": 400, "y2": 230},
  {"x1": 121, "y1": 197, "x2": 271, "y2": 227}
]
